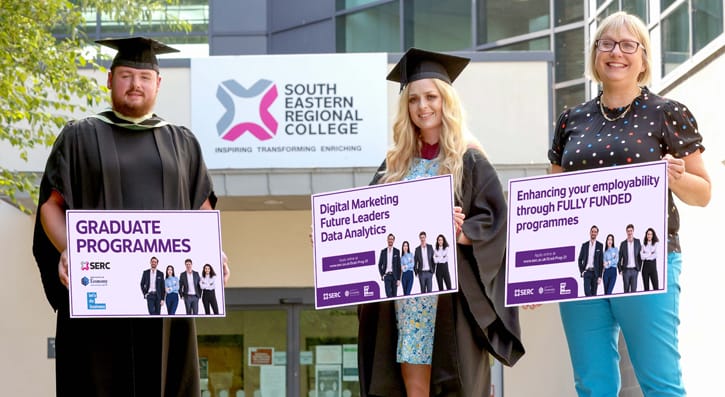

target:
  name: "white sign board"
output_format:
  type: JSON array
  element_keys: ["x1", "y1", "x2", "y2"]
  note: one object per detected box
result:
[{"x1": 191, "y1": 53, "x2": 388, "y2": 169}]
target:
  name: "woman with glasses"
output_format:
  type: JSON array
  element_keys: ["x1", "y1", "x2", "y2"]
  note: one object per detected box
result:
[{"x1": 548, "y1": 11, "x2": 711, "y2": 396}]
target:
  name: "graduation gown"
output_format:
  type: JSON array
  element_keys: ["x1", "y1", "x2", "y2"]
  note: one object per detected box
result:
[
  {"x1": 32, "y1": 112, "x2": 215, "y2": 397},
  {"x1": 358, "y1": 148, "x2": 524, "y2": 396}
]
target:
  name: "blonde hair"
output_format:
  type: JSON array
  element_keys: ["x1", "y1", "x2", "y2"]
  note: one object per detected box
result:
[
  {"x1": 381, "y1": 78, "x2": 483, "y2": 201},
  {"x1": 587, "y1": 11, "x2": 653, "y2": 85}
]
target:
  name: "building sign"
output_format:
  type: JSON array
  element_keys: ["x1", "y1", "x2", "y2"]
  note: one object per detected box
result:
[{"x1": 191, "y1": 53, "x2": 388, "y2": 169}]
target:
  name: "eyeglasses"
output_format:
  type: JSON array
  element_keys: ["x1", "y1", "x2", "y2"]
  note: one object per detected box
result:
[{"x1": 595, "y1": 39, "x2": 644, "y2": 54}]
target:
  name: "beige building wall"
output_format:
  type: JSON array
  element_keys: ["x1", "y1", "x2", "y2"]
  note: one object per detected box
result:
[
  {"x1": 0, "y1": 202, "x2": 56, "y2": 395},
  {"x1": 222, "y1": 211, "x2": 313, "y2": 287},
  {"x1": 660, "y1": 52, "x2": 725, "y2": 397}
]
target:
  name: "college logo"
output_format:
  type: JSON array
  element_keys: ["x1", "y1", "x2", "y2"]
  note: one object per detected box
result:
[
  {"x1": 80, "y1": 261, "x2": 111, "y2": 270},
  {"x1": 81, "y1": 276, "x2": 90, "y2": 286},
  {"x1": 216, "y1": 79, "x2": 278, "y2": 141}
]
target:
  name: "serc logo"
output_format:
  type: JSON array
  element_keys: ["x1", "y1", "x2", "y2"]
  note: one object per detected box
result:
[
  {"x1": 80, "y1": 261, "x2": 111, "y2": 271},
  {"x1": 216, "y1": 79, "x2": 278, "y2": 142}
]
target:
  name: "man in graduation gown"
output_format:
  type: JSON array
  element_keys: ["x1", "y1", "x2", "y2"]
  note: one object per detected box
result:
[{"x1": 32, "y1": 36, "x2": 223, "y2": 397}]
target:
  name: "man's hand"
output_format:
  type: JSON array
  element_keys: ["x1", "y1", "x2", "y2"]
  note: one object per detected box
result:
[{"x1": 58, "y1": 250, "x2": 69, "y2": 288}]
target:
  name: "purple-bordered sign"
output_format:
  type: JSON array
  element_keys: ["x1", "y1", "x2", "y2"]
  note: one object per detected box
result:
[
  {"x1": 66, "y1": 210, "x2": 224, "y2": 318},
  {"x1": 506, "y1": 161, "x2": 668, "y2": 306},
  {"x1": 311, "y1": 175, "x2": 458, "y2": 309}
]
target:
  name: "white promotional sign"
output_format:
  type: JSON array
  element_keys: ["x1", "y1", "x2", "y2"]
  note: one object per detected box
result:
[
  {"x1": 311, "y1": 175, "x2": 458, "y2": 309},
  {"x1": 191, "y1": 53, "x2": 388, "y2": 169},
  {"x1": 66, "y1": 210, "x2": 224, "y2": 317},
  {"x1": 505, "y1": 161, "x2": 668, "y2": 306}
]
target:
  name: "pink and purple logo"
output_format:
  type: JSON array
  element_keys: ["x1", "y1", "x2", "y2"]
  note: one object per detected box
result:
[{"x1": 216, "y1": 79, "x2": 278, "y2": 141}]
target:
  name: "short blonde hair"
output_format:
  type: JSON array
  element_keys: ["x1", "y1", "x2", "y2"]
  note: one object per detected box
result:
[{"x1": 587, "y1": 11, "x2": 653, "y2": 85}]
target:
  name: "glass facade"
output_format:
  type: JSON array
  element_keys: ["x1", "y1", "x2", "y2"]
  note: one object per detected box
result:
[
  {"x1": 555, "y1": 0, "x2": 586, "y2": 27},
  {"x1": 70, "y1": 0, "x2": 722, "y2": 108},
  {"x1": 662, "y1": 3, "x2": 690, "y2": 74},
  {"x1": 336, "y1": 0, "x2": 383, "y2": 10},
  {"x1": 334, "y1": 0, "x2": 724, "y2": 113},
  {"x1": 196, "y1": 304, "x2": 359, "y2": 397},
  {"x1": 693, "y1": 0, "x2": 724, "y2": 53},
  {"x1": 555, "y1": 83, "x2": 587, "y2": 114},
  {"x1": 64, "y1": 0, "x2": 209, "y2": 44},
  {"x1": 555, "y1": 27, "x2": 586, "y2": 83},
  {"x1": 196, "y1": 310, "x2": 288, "y2": 396},
  {"x1": 477, "y1": 0, "x2": 550, "y2": 44},
  {"x1": 406, "y1": 0, "x2": 471, "y2": 50},
  {"x1": 336, "y1": 2, "x2": 400, "y2": 53},
  {"x1": 622, "y1": 0, "x2": 648, "y2": 23}
]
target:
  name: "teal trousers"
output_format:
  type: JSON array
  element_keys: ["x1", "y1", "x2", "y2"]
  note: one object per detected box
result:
[{"x1": 559, "y1": 252, "x2": 684, "y2": 396}]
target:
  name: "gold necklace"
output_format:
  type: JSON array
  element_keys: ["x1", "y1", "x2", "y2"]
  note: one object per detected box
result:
[{"x1": 599, "y1": 99, "x2": 632, "y2": 122}]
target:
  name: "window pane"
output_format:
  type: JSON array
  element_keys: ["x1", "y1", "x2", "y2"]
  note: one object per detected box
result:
[
  {"x1": 661, "y1": 0, "x2": 677, "y2": 11},
  {"x1": 336, "y1": 2, "x2": 399, "y2": 52},
  {"x1": 300, "y1": 307, "x2": 359, "y2": 397},
  {"x1": 555, "y1": 28, "x2": 585, "y2": 82},
  {"x1": 197, "y1": 310, "x2": 288, "y2": 397},
  {"x1": 596, "y1": 1, "x2": 620, "y2": 22},
  {"x1": 477, "y1": 0, "x2": 549, "y2": 44},
  {"x1": 693, "y1": 0, "x2": 724, "y2": 53},
  {"x1": 622, "y1": 0, "x2": 648, "y2": 23},
  {"x1": 336, "y1": 0, "x2": 387, "y2": 11},
  {"x1": 555, "y1": 0, "x2": 585, "y2": 27},
  {"x1": 492, "y1": 36, "x2": 550, "y2": 51},
  {"x1": 661, "y1": 3, "x2": 690, "y2": 75},
  {"x1": 99, "y1": 1, "x2": 209, "y2": 41},
  {"x1": 555, "y1": 84, "x2": 586, "y2": 115},
  {"x1": 406, "y1": 0, "x2": 471, "y2": 50}
]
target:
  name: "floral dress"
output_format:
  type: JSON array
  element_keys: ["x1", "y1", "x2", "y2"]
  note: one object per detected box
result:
[{"x1": 395, "y1": 157, "x2": 439, "y2": 364}]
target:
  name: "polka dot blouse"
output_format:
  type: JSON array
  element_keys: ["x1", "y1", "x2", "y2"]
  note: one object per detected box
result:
[{"x1": 548, "y1": 87, "x2": 705, "y2": 252}]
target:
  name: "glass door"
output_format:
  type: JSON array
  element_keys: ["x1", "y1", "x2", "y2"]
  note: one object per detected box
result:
[
  {"x1": 299, "y1": 307, "x2": 358, "y2": 397},
  {"x1": 197, "y1": 309, "x2": 288, "y2": 397}
]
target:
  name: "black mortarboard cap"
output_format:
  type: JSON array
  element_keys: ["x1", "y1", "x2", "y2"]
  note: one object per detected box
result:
[
  {"x1": 387, "y1": 48, "x2": 470, "y2": 91},
  {"x1": 95, "y1": 36, "x2": 179, "y2": 72}
]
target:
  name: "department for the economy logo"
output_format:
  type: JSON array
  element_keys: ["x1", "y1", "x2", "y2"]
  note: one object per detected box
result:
[
  {"x1": 216, "y1": 79, "x2": 279, "y2": 142},
  {"x1": 80, "y1": 276, "x2": 108, "y2": 287}
]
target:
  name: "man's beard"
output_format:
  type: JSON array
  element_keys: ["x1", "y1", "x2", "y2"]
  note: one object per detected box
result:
[{"x1": 111, "y1": 92, "x2": 156, "y2": 118}]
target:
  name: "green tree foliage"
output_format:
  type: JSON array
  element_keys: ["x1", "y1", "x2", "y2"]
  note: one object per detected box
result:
[{"x1": 0, "y1": 0, "x2": 188, "y2": 212}]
